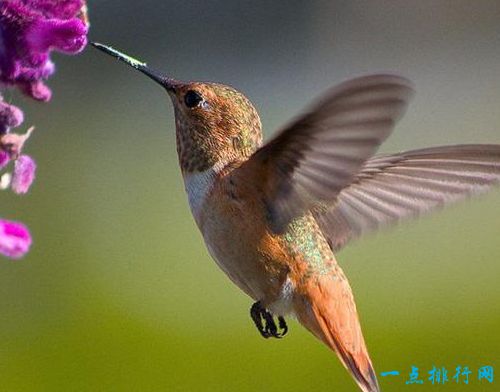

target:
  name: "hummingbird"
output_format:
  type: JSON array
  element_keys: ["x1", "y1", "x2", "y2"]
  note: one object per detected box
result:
[{"x1": 92, "y1": 42, "x2": 500, "y2": 392}]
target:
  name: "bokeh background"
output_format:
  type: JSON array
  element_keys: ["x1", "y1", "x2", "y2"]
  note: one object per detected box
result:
[{"x1": 1, "y1": 1, "x2": 499, "y2": 391}]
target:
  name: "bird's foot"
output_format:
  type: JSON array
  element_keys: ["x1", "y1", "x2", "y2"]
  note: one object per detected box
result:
[{"x1": 250, "y1": 301, "x2": 288, "y2": 339}]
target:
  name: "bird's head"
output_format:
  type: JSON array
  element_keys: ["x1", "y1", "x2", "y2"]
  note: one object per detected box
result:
[{"x1": 92, "y1": 43, "x2": 262, "y2": 173}]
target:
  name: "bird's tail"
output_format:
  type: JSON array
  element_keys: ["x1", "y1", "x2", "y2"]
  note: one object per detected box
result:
[{"x1": 294, "y1": 272, "x2": 379, "y2": 392}]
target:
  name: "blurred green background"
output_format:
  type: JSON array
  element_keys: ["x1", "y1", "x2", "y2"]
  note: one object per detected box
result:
[{"x1": 1, "y1": 1, "x2": 499, "y2": 391}]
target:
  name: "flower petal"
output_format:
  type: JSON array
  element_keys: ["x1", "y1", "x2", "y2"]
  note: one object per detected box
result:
[
  {"x1": 11, "y1": 155, "x2": 36, "y2": 194},
  {"x1": 28, "y1": 0, "x2": 86, "y2": 20},
  {"x1": 27, "y1": 17, "x2": 88, "y2": 54},
  {"x1": 0, "y1": 101, "x2": 24, "y2": 133},
  {"x1": 0, "y1": 219, "x2": 32, "y2": 259},
  {"x1": 0, "y1": 151, "x2": 10, "y2": 169},
  {"x1": 19, "y1": 80, "x2": 52, "y2": 102},
  {"x1": 0, "y1": 0, "x2": 88, "y2": 100}
]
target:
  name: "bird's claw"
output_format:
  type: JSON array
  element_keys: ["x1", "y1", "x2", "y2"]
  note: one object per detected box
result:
[{"x1": 250, "y1": 301, "x2": 288, "y2": 339}]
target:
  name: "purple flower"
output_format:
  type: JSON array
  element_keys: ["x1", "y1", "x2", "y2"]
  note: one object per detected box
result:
[
  {"x1": 25, "y1": 0, "x2": 87, "y2": 20},
  {"x1": 0, "y1": 150, "x2": 9, "y2": 168},
  {"x1": 0, "y1": 219, "x2": 32, "y2": 259},
  {"x1": 0, "y1": 0, "x2": 89, "y2": 101},
  {"x1": 11, "y1": 154, "x2": 36, "y2": 194},
  {"x1": 0, "y1": 0, "x2": 88, "y2": 259},
  {"x1": 0, "y1": 100, "x2": 24, "y2": 133}
]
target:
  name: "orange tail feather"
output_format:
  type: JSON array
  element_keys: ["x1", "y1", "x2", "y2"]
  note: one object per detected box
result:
[{"x1": 294, "y1": 273, "x2": 379, "y2": 392}]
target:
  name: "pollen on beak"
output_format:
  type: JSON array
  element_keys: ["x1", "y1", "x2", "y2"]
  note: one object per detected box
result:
[{"x1": 91, "y1": 42, "x2": 180, "y2": 91}]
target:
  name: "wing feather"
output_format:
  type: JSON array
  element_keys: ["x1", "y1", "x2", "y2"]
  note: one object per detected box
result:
[
  {"x1": 315, "y1": 145, "x2": 500, "y2": 251},
  {"x1": 240, "y1": 74, "x2": 415, "y2": 233}
]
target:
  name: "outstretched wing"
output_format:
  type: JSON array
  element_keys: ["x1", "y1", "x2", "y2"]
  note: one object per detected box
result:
[
  {"x1": 238, "y1": 75, "x2": 413, "y2": 233},
  {"x1": 239, "y1": 74, "x2": 414, "y2": 233},
  {"x1": 314, "y1": 145, "x2": 500, "y2": 252}
]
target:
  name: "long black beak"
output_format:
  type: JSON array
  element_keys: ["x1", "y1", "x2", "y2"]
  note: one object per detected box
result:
[{"x1": 91, "y1": 42, "x2": 179, "y2": 90}]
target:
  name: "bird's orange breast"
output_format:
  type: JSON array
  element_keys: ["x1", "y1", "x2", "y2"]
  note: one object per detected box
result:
[{"x1": 193, "y1": 164, "x2": 336, "y2": 307}]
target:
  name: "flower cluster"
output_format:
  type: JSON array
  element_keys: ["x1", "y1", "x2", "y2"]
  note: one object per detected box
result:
[
  {"x1": 0, "y1": 0, "x2": 88, "y2": 100},
  {"x1": 0, "y1": 0, "x2": 88, "y2": 259}
]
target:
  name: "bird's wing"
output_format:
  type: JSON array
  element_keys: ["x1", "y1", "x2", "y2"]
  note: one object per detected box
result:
[
  {"x1": 314, "y1": 145, "x2": 500, "y2": 252},
  {"x1": 237, "y1": 74, "x2": 414, "y2": 233}
]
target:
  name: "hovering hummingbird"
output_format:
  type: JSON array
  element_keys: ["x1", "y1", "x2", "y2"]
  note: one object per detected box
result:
[{"x1": 92, "y1": 42, "x2": 500, "y2": 392}]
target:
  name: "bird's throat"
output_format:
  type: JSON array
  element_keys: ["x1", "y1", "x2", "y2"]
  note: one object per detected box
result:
[{"x1": 182, "y1": 161, "x2": 226, "y2": 225}]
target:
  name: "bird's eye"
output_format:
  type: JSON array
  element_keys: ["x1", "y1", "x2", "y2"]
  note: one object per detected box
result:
[{"x1": 184, "y1": 90, "x2": 203, "y2": 108}]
